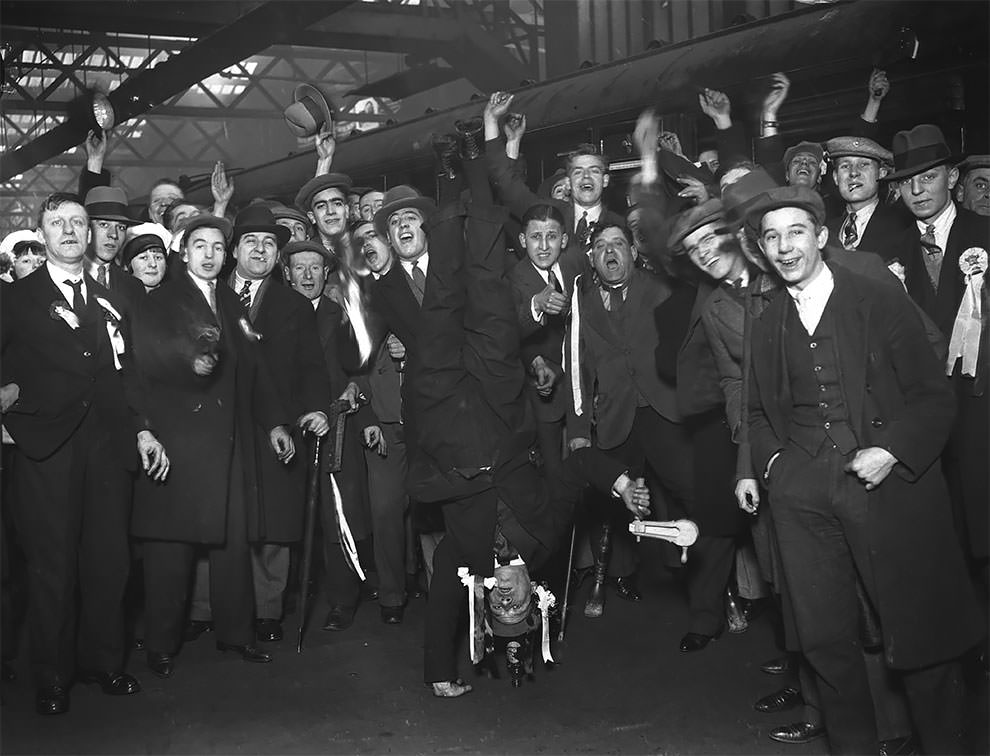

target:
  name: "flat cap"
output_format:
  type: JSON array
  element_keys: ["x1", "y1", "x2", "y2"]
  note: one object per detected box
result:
[
  {"x1": 667, "y1": 199, "x2": 726, "y2": 254},
  {"x1": 180, "y1": 214, "x2": 233, "y2": 245},
  {"x1": 294, "y1": 173, "x2": 353, "y2": 213},
  {"x1": 744, "y1": 185, "x2": 827, "y2": 228},
  {"x1": 280, "y1": 239, "x2": 337, "y2": 269},
  {"x1": 958, "y1": 154, "x2": 990, "y2": 172},
  {"x1": 826, "y1": 136, "x2": 892, "y2": 165},
  {"x1": 783, "y1": 141, "x2": 824, "y2": 168}
]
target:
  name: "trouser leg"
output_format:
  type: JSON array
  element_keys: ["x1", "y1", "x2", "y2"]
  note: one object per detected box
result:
[
  {"x1": 685, "y1": 535, "x2": 735, "y2": 636},
  {"x1": 423, "y1": 533, "x2": 466, "y2": 683},
  {"x1": 141, "y1": 540, "x2": 194, "y2": 655},
  {"x1": 188, "y1": 556, "x2": 212, "y2": 622},
  {"x1": 366, "y1": 422, "x2": 408, "y2": 608},
  {"x1": 864, "y1": 649, "x2": 912, "y2": 741},
  {"x1": 251, "y1": 543, "x2": 290, "y2": 620},
  {"x1": 901, "y1": 659, "x2": 969, "y2": 755},
  {"x1": 208, "y1": 483, "x2": 254, "y2": 647}
]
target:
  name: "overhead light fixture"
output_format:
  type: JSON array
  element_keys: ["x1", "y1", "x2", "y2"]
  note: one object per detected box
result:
[{"x1": 91, "y1": 91, "x2": 116, "y2": 130}]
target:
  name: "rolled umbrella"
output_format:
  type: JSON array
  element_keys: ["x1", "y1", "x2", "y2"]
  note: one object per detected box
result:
[{"x1": 296, "y1": 432, "x2": 322, "y2": 653}]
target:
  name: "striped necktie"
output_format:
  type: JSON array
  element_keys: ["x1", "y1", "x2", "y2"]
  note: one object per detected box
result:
[
  {"x1": 238, "y1": 279, "x2": 253, "y2": 308},
  {"x1": 841, "y1": 211, "x2": 858, "y2": 249},
  {"x1": 920, "y1": 224, "x2": 943, "y2": 290}
]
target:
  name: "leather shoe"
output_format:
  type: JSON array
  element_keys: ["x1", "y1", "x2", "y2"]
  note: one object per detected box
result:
[
  {"x1": 77, "y1": 670, "x2": 141, "y2": 696},
  {"x1": 216, "y1": 642, "x2": 272, "y2": 663},
  {"x1": 613, "y1": 576, "x2": 642, "y2": 602},
  {"x1": 182, "y1": 619, "x2": 213, "y2": 643},
  {"x1": 255, "y1": 618, "x2": 283, "y2": 643},
  {"x1": 380, "y1": 605, "x2": 404, "y2": 625},
  {"x1": 35, "y1": 685, "x2": 69, "y2": 715},
  {"x1": 322, "y1": 605, "x2": 356, "y2": 631},
  {"x1": 754, "y1": 686, "x2": 803, "y2": 713},
  {"x1": 679, "y1": 632, "x2": 716, "y2": 652},
  {"x1": 880, "y1": 735, "x2": 918, "y2": 756},
  {"x1": 768, "y1": 722, "x2": 826, "y2": 744},
  {"x1": 146, "y1": 651, "x2": 174, "y2": 679},
  {"x1": 760, "y1": 655, "x2": 792, "y2": 675}
]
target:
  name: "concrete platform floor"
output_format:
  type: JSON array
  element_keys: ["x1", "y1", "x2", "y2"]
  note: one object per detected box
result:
[{"x1": 2, "y1": 551, "x2": 987, "y2": 755}]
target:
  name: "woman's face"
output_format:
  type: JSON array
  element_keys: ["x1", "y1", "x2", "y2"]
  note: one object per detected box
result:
[{"x1": 129, "y1": 247, "x2": 167, "y2": 290}]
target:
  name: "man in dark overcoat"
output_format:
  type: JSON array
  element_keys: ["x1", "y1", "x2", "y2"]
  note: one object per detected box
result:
[{"x1": 746, "y1": 185, "x2": 983, "y2": 755}]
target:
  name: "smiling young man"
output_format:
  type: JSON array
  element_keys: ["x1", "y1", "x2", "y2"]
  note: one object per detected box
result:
[
  {"x1": 745, "y1": 184, "x2": 982, "y2": 755},
  {"x1": 295, "y1": 172, "x2": 353, "y2": 255},
  {"x1": 83, "y1": 186, "x2": 145, "y2": 311}
]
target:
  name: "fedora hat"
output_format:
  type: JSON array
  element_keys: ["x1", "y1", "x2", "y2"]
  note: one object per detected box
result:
[
  {"x1": 885, "y1": 124, "x2": 959, "y2": 181},
  {"x1": 373, "y1": 185, "x2": 438, "y2": 239},
  {"x1": 84, "y1": 186, "x2": 134, "y2": 224},
  {"x1": 231, "y1": 205, "x2": 291, "y2": 248},
  {"x1": 720, "y1": 168, "x2": 781, "y2": 229},
  {"x1": 283, "y1": 83, "x2": 336, "y2": 139},
  {"x1": 294, "y1": 173, "x2": 353, "y2": 213},
  {"x1": 667, "y1": 199, "x2": 726, "y2": 254},
  {"x1": 744, "y1": 185, "x2": 827, "y2": 229}
]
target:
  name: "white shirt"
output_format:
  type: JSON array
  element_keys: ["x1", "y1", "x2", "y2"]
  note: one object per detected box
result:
[
  {"x1": 310, "y1": 297, "x2": 320, "y2": 311},
  {"x1": 529, "y1": 261, "x2": 566, "y2": 323},
  {"x1": 85, "y1": 259, "x2": 113, "y2": 288},
  {"x1": 844, "y1": 199, "x2": 879, "y2": 248},
  {"x1": 49, "y1": 261, "x2": 87, "y2": 306},
  {"x1": 232, "y1": 274, "x2": 262, "y2": 304},
  {"x1": 399, "y1": 252, "x2": 429, "y2": 279},
  {"x1": 786, "y1": 264, "x2": 834, "y2": 335},
  {"x1": 573, "y1": 203, "x2": 603, "y2": 234},
  {"x1": 915, "y1": 200, "x2": 956, "y2": 253}
]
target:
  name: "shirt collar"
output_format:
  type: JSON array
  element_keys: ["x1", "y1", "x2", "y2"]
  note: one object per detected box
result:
[
  {"x1": 48, "y1": 260, "x2": 83, "y2": 284},
  {"x1": 399, "y1": 252, "x2": 429, "y2": 276},
  {"x1": 916, "y1": 200, "x2": 957, "y2": 235},
  {"x1": 786, "y1": 262, "x2": 833, "y2": 303},
  {"x1": 574, "y1": 203, "x2": 603, "y2": 226}
]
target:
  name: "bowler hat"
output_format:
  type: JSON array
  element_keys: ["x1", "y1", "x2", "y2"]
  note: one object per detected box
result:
[
  {"x1": 283, "y1": 83, "x2": 336, "y2": 139},
  {"x1": 720, "y1": 168, "x2": 781, "y2": 229},
  {"x1": 744, "y1": 185, "x2": 827, "y2": 228},
  {"x1": 667, "y1": 199, "x2": 726, "y2": 254},
  {"x1": 294, "y1": 173, "x2": 353, "y2": 213},
  {"x1": 280, "y1": 239, "x2": 338, "y2": 270},
  {"x1": 885, "y1": 124, "x2": 958, "y2": 181},
  {"x1": 181, "y1": 214, "x2": 233, "y2": 246},
  {"x1": 782, "y1": 141, "x2": 824, "y2": 169},
  {"x1": 373, "y1": 185, "x2": 438, "y2": 240},
  {"x1": 825, "y1": 136, "x2": 892, "y2": 166},
  {"x1": 84, "y1": 186, "x2": 134, "y2": 224},
  {"x1": 231, "y1": 205, "x2": 291, "y2": 249}
]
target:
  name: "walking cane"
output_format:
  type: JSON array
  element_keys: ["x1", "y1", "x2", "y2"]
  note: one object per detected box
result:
[
  {"x1": 557, "y1": 522, "x2": 578, "y2": 642},
  {"x1": 296, "y1": 432, "x2": 322, "y2": 653}
]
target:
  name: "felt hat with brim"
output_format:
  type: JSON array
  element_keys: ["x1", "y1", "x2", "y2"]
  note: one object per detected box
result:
[
  {"x1": 537, "y1": 169, "x2": 569, "y2": 199},
  {"x1": 373, "y1": 185, "x2": 438, "y2": 240},
  {"x1": 783, "y1": 141, "x2": 824, "y2": 168},
  {"x1": 180, "y1": 214, "x2": 233, "y2": 246},
  {"x1": 280, "y1": 239, "x2": 337, "y2": 269},
  {"x1": 84, "y1": 186, "x2": 135, "y2": 224},
  {"x1": 744, "y1": 185, "x2": 827, "y2": 229},
  {"x1": 284, "y1": 83, "x2": 336, "y2": 139},
  {"x1": 825, "y1": 136, "x2": 892, "y2": 166},
  {"x1": 884, "y1": 124, "x2": 959, "y2": 181},
  {"x1": 122, "y1": 234, "x2": 169, "y2": 267},
  {"x1": 270, "y1": 204, "x2": 311, "y2": 227},
  {"x1": 720, "y1": 168, "x2": 781, "y2": 230},
  {"x1": 0, "y1": 229, "x2": 43, "y2": 258},
  {"x1": 295, "y1": 173, "x2": 353, "y2": 213},
  {"x1": 957, "y1": 154, "x2": 990, "y2": 172},
  {"x1": 658, "y1": 149, "x2": 716, "y2": 188},
  {"x1": 667, "y1": 199, "x2": 726, "y2": 254},
  {"x1": 232, "y1": 206, "x2": 291, "y2": 249}
]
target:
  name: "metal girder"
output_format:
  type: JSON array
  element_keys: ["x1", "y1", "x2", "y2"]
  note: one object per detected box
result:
[
  {"x1": 348, "y1": 64, "x2": 461, "y2": 99},
  {"x1": 0, "y1": 1, "x2": 359, "y2": 181}
]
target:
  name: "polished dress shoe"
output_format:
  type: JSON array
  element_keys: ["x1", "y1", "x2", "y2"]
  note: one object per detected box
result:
[
  {"x1": 77, "y1": 670, "x2": 141, "y2": 695},
  {"x1": 768, "y1": 722, "x2": 826, "y2": 744},
  {"x1": 679, "y1": 632, "x2": 716, "y2": 652},
  {"x1": 760, "y1": 655, "x2": 792, "y2": 675},
  {"x1": 380, "y1": 605, "x2": 404, "y2": 625},
  {"x1": 216, "y1": 641, "x2": 272, "y2": 663},
  {"x1": 182, "y1": 619, "x2": 213, "y2": 643},
  {"x1": 36, "y1": 685, "x2": 69, "y2": 715},
  {"x1": 753, "y1": 686, "x2": 803, "y2": 713},
  {"x1": 255, "y1": 618, "x2": 283, "y2": 643},
  {"x1": 612, "y1": 576, "x2": 642, "y2": 602},
  {"x1": 879, "y1": 735, "x2": 918, "y2": 756},
  {"x1": 322, "y1": 605, "x2": 356, "y2": 631},
  {"x1": 146, "y1": 651, "x2": 174, "y2": 679}
]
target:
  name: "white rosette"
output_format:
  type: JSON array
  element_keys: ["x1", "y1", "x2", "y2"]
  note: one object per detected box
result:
[{"x1": 946, "y1": 247, "x2": 987, "y2": 377}]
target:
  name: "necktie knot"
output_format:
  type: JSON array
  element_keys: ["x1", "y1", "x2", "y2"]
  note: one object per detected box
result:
[
  {"x1": 66, "y1": 279, "x2": 85, "y2": 313},
  {"x1": 238, "y1": 279, "x2": 253, "y2": 308}
]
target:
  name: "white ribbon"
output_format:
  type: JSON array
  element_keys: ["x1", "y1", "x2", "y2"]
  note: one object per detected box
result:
[
  {"x1": 330, "y1": 472, "x2": 365, "y2": 581},
  {"x1": 95, "y1": 297, "x2": 125, "y2": 370},
  {"x1": 569, "y1": 274, "x2": 584, "y2": 416},
  {"x1": 342, "y1": 275, "x2": 373, "y2": 367},
  {"x1": 534, "y1": 584, "x2": 556, "y2": 663},
  {"x1": 458, "y1": 567, "x2": 496, "y2": 664},
  {"x1": 946, "y1": 248, "x2": 986, "y2": 378},
  {"x1": 53, "y1": 305, "x2": 80, "y2": 330}
]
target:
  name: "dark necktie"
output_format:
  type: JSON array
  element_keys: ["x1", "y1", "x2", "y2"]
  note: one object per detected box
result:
[
  {"x1": 66, "y1": 279, "x2": 85, "y2": 315},
  {"x1": 841, "y1": 211, "x2": 858, "y2": 250},
  {"x1": 547, "y1": 269, "x2": 562, "y2": 294},
  {"x1": 238, "y1": 279, "x2": 252, "y2": 309},
  {"x1": 97, "y1": 264, "x2": 108, "y2": 289},
  {"x1": 207, "y1": 281, "x2": 218, "y2": 315},
  {"x1": 576, "y1": 212, "x2": 589, "y2": 247},
  {"x1": 920, "y1": 223, "x2": 943, "y2": 290},
  {"x1": 410, "y1": 261, "x2": 426, "y2": 306},
  {"x1": 604, "y1": 285, "x2": 623, "y2": 312}
]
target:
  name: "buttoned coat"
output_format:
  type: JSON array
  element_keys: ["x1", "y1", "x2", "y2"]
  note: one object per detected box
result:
[
  {"x1": 747, "y1": 262, "x2": 982, "y2": 670},
  {"x1": 825, "y1": 201, "x2": 913, "y2": 261}
]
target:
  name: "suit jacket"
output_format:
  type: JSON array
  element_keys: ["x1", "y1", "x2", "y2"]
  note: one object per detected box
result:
[
  {"x1": 566, "y1": 267, "x2": 676, "y2": 449},
  {"x1": 1, "y1": 266, "x2": 144, "y2": 466},
  {"x1": 507, "y1": 254, "x2": 585, "y2": 423},
  {"x1": 747, "y1": 262, "x2": 982, "y2": 669},
  {"x1": 131, "y1": 273, "x2": 286, "y2": 543},
  {"x1": 89, "y1": 261, "x2": 147, "y2": 316},
  {"x1": 231, "y1": 274, "x2": 331, "y2": 542},
  {"x1": 825, "y1": 201, "x2": 913, "y2": 261}
]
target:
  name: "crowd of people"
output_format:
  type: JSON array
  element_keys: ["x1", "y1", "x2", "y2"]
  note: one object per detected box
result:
[{"x1": 0, "y1": 66, "x2": 987, "y2": 756}]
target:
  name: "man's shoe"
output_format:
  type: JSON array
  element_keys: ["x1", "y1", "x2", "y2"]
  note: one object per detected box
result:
[
  {"x1": 255, "y1": 619, "x2": 283, "y2": 643},
  {"x1": 146, "y1": 651, "x2": 174, "y2": 679},
  {"x1": 215, "y1": 642, "x2": 272, "y2": 663},
  {"x1": 880, "y1": 735, "x2": 918, "y2": 756},
  {"x1": 455, "y1": 117, "x2": 484, "y2": 160},
  {"x1": 182, "y1": 619, "x2": 213, "y2": 643},
  {"x1": 77, "y1": 670, "x2": 141, "y2": 696},
  {"x1": 35, "y1": 685, "x2": 69, "y2": 715},
  {"x1": 322, "y1": 605, "x2": 356, "y2": 631},
  {"x1": 753, "y1": 686, "x2": 803, "y2": 713},
  {"x1": 380, "y1": 606, "x2": 404, "y2": 625},
  {"x1": 760, "y1": 655, "x2": 792, "y2": 675},
  {"x1": 768, "y1": 722, "x2": 826, "y2": 744},
  {"x1": 613, "y1": 576, "x2": 642, "y2": 602},
  {"x1": 679, "y1": 632, "x2": 716, "y2": 652}
]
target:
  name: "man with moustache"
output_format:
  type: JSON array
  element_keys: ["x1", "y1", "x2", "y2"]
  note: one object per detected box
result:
[
  {"x1": 746, "y1": 184, "x2": 982, "y2": 755},
  {"x1": 954, "y1": 154, "x2": 990, "y2": 217},
  {"x1": 2, "y1": 192, "x2": 167, "y2": 713},
  {"x1": 83, "y1": 187, "x2": 145, "y2": 311}
]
